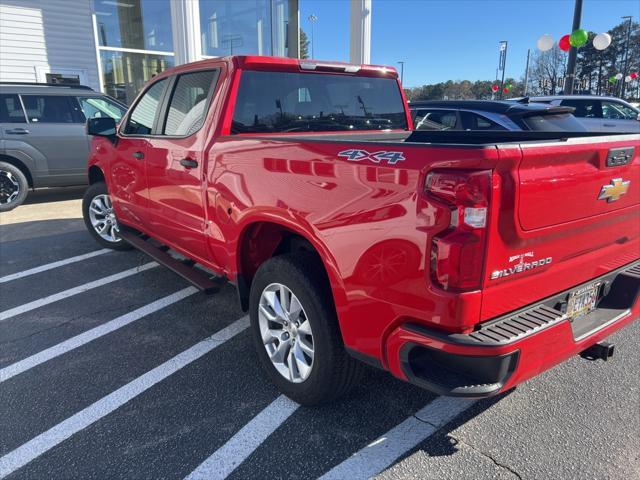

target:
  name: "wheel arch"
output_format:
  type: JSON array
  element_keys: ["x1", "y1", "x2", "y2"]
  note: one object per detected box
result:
[
  {"x1": 88, "y1": 165, "x2": 106, "y2": 185},
  {"x1": 0, "y1": 154, "x2": 33, "y2": 187},
  {"x1": 234, "y1": 217, "x2": 345, "y2": 313}
]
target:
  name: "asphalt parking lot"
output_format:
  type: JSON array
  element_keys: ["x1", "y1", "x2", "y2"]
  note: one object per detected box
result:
[{"x1": 1, "y1": 188, "x2": 639, "y2": 480}]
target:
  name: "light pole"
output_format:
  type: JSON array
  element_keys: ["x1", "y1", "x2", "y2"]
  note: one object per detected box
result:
[
  {"x1": 498, "y1": 41, "x2": 508, "y2": 99},
  {"x1": 621, "y1": 15, "x2": 633, "y2": 98},
  {"x1": 397, "y1": 61, "x2": 404, "y2": 85},
  {"x1": 564, "y1": 0, "x2": 583, "y2": 94},
  {"x1": 308, "y1": 14, "x2": 317, "y2": 59}
]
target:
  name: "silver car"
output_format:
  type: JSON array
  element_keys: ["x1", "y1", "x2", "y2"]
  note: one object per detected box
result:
[
  {"x1": 0, "y1": 83, "x2": 127, "y2": 211},
  {"x1": 529, "y1": 95, "x2": 640, "y2": 133}
]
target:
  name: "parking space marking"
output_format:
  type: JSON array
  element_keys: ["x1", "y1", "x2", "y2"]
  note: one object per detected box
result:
[
  {"x1": 0, "y1": 249, "x2": 110, "y2": 284},
  {"x1": 0, "y1": 315, "x2": 249, "y2": 479},
  {"x1": 319, "y1": 397, "x2": 476, "y2": 480},
  {"x1": 185, "y1": 395, "x2": 299, "y2": 480},
  {"x1": 0, "y1": 287, "x2": 198, "y2": 383},
  {"x1": 0, "y1": 262, "x2": 158, "y2": 322}
]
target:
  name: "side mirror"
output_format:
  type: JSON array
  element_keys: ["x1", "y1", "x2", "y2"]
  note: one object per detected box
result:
[
  {"x1": 636, "y1": 113, "x2": 640, "y2": 121},
  {"x1": 87, "y1": 117, "x2": 117, "y2": 137}
]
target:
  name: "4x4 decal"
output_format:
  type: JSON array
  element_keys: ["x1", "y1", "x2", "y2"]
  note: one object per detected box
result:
[{"x1": 338, "y1": 149, "x2": 406, "y2": 165}]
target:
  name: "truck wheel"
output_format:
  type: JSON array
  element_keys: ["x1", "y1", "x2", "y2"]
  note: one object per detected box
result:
[
  {"x1": 249, "y1": 253, "x2": 363, "y2": 406},
  {"x1": 82, "y1": 182, "x2": 132, "y2": 251},
  {"x1": 0, "y1": 161, "x2": 28, "y2": 212}
]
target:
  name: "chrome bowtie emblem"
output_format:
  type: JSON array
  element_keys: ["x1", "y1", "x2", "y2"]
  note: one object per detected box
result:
[{"x1": 598, "y1": 178, "x2": 630, "y2": 203}]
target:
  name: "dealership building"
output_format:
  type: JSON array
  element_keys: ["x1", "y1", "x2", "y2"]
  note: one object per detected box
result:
[{"x1": 0, "y1": 0, "x2": 372, "y2": 105}]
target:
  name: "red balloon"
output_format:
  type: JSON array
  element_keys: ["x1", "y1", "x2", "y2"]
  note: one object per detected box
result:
[
  {"x1": 558, "y1": 34, "x2": 571, "y2": 51},
  {"x1": 630, "y1": 72, "x2": 638, "y2": 79},
  {"x1": 491, "y1": 85, "x2": 499, "y2": 92},
  {"x1": 503, "y1": 87, "x2": 509, "y2": 93}
]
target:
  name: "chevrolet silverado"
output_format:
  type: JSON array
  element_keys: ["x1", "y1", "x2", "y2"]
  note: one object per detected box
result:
[{"x1": 82, "y1": 56, "x2": 639, "y2": 405}]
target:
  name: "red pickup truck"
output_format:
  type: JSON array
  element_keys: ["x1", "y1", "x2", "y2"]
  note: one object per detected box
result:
[{"x1": 83, "y1": 56, "x2": 639, "y2": 405}]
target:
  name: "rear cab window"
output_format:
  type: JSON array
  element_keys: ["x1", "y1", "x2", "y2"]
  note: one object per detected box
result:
[
  {"x1": 0, "y1": 94, "x2": 26, "y2": 123},
  {"x1": 231, "y1": 71, "x2": 407, "y2": 134}
]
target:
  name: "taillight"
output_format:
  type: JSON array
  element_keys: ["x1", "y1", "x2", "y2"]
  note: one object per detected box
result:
[{"x1": 426, "y1": 170, "x2": 492, "y2": 291}]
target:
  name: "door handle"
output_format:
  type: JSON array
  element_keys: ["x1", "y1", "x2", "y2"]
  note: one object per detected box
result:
[
  {"x1": 132, "y1": 151, "x2": 145, "y2": 160},
  {"x1": 5, "y1": 128, "x2": 29, "y2": 134},
  {"x1": 179, "y1": 158, "x2": 198, "y2": 168},
  {"x1": 603, "y1": 123, "x2": 616, "y2": 127}
]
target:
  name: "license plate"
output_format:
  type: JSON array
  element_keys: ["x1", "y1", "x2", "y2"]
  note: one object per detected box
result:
[{"x1": 566, "y1": 282, "x2": 601, "y2": 319}]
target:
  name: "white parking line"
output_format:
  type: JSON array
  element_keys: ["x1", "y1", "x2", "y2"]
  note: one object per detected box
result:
[
  {"x1": 0, "y1": 315, "x2": 249, "y2": 479},
  {"x1": 0, "y1": 249, "x2": 110, "y2": 284},
  {"x1": 0, "y1": 262, "x2": 157, "y2": 322},
  {"x1": 185, "y1": 395, "x2": 299, "y2": 480},
  {"x1": 319, "y1": 397, "x2": 476, "y2": 480},
  {"x1": 0, "y1": 287, "x2": 198, "y2": 383}
]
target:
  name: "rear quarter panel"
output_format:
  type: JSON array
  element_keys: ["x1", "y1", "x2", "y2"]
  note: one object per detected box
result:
[{"x1": 207, "y1": 137, "x2": 501, "y2": 359}]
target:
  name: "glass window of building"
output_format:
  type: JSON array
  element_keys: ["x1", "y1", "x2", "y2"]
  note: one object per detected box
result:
[
  {"x1": 93, "y1": 0, "x2": 173, "y2": 51},
  {"x1": 200, "y1": 0, "x2": 290, "y2": 57},
  {"x1": 93, "y1": 0, "x2": 175, "y2": 105},
  {"x1": 99, "y1": 51, "x2": 174, "y2": 105}
]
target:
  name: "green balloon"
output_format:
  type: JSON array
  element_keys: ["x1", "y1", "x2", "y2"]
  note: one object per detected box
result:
[
  {"x1": 570, "y1": 29, "x2": 588, "y2": 47},
  {"x1": 608, "y1": 75, "x2": 617, "y2": 83}
]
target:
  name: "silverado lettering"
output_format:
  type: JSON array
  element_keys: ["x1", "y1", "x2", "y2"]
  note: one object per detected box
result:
[
  {"x1": 490, "y1": 257, "x2": 553, "y2": 280},
  {"x1": 83, "y1": 56, "x2": 640, "y2": 406}
]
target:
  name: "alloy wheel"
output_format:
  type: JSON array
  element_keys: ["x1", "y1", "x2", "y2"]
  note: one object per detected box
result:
[
  {"x1": 88, "y1": 194, "x2": 121, "y2": 243},
  {"x1": 258, "y1": 283, "x2": 315, "y2": 383},
  {"x1": 0, "y1": 169, "x2": 20, "y2": 206}
]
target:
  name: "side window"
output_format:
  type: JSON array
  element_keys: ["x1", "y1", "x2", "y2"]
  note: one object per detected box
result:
[
  {"x1": 77, "y1": 96, "x2": 127, "y2": 122},
  {"x1": 601, "y1": 101, "x2": 637, "y2": 120},
  {"x1": 560, "y1": 99, "x2": 602, "y2": 118},
  {"x1": 124, "y1": 79, "x2": 168, "y2": 135},
  {"x1": 20, "y1": 95, "x2": 77, "y2": 123},
  {"x1": 163, "y1": 70, "x2": 219, "y2": 136},
  {"x1": 460, "y1": 111, "x2": 506, "y2": 130},
  {"x1": 0, "y1": 94, "x2": 26, "y2": 123},
  {"x1": 414, "y1": 109, "x2": 457, "y2": 130}
]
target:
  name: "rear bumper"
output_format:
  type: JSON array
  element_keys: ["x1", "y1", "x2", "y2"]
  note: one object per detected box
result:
[{"x1": 385, "y1": 260, "x2": 640, "y2": 397}]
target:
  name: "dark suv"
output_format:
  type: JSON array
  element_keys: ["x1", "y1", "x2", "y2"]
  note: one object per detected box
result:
[{"x1": 0, "y1": 83, "x2": 127, "y2": 211}]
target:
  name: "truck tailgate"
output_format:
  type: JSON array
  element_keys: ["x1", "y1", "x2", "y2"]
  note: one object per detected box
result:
[{"x1": 481, "y1": 135, "x2": 640, "y2": 321}]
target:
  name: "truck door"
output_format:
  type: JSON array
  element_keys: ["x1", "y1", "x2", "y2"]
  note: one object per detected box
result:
[
  {"x1": 144, "y1": 69, "x2": 220, "y2": 263},
  {"x1": 111, "y1": 78, "x2": 169, "y2": 227}
]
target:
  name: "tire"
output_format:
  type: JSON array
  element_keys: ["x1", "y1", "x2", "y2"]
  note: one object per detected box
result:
[
  {"x1": 0, "y1": 161, "x2": 29, "y2": 212},
  {"x1": 249, "y1": 253, "x2": 363, "y2": 406},
  {"x1": 82, "y1": 182, "x2": 132, "y2": 251}
]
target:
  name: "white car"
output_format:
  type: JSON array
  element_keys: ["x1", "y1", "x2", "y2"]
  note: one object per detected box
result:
[{"x1": 530, "y1": 95, "x2": 640, "y2": 133}]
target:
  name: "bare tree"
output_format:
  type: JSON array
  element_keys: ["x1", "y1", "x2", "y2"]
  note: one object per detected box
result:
[{"x1": 528, "y1": 46, "x2": 567, "y2": 95}]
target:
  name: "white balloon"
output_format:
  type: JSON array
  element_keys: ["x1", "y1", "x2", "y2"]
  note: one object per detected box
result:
[
  {"x1": 615, "y1": 73, "x2": 623, "y2": 80},
  {"x1": 537, "y1": 34, "x2": 554, "y2": 51},
  {"x1": 593, "y1": 32, "x2": 612, "y2": 51},
  {"x1": 625, "y1": 75, "x2": 632, "y2": 82}
]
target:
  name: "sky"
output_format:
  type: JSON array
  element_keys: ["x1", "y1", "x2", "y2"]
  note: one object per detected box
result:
[{"x1": 299, "y1": 0, "x2": 639, "y2": 87}]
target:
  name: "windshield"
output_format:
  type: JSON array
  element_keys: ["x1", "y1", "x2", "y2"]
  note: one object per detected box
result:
[
  {"x1": 519, "y1": 113, "x2": 586, "y2": 132},
  {"x1": 231, "y1": 71, "x2": 407, "y2": 134}
]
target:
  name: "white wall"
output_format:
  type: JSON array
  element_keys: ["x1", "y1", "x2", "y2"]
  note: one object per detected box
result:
[{"x1": 0, "y1": 0, "x2": 100, "y2": 90}]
